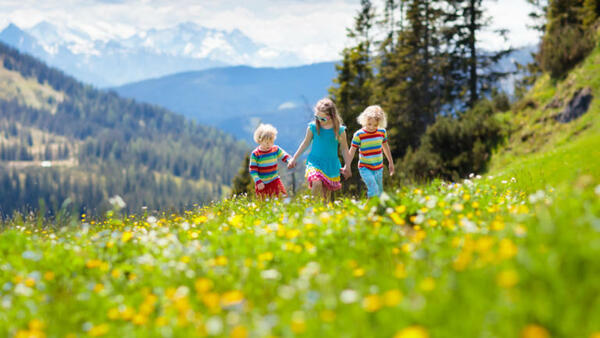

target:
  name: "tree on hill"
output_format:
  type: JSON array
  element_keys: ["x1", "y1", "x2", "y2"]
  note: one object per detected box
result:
[
  {"x1": 538, "y1": 0, "x2": 599, "y2": 78},
  {"x1": 231, "y1": 153, "x2": 254, "y2": 196}
]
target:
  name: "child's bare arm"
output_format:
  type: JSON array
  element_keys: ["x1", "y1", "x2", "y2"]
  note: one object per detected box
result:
[
  {"x1": 382, "y1": 142, "x2": 394, "y2": 176},
  {"x1": 339, "y1": 130, "x2": 352, "y2": 178},
  {"x1": 289, "y1": 128, "x2": 313, "y2": 168},
  {"x1": 348, "y1": 146, "x2": 357, "y2": 162}
]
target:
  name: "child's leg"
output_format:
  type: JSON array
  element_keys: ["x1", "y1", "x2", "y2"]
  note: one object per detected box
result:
[
  {"x1": 311, "y1": 180, "x2": 324, "y2": 199},
  {"x1": 359, "y1": 167, "x2": 378, "y2": 198},
  {"x1": 375, "y1": 169, "x2": 384, "y2": 196}
]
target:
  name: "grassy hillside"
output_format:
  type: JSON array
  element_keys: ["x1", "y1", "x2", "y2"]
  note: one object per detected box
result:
[{"x1": 488, "y1": 40, "x2": 600, "y2": 191}]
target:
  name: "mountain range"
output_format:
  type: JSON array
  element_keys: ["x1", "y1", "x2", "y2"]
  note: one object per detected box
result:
[
  {"x1": 114, "y1": 62, "x2": 338, "y2": 151},
  {"x1": 0, "y1": 22, "x2": 304, "y2": 87}
]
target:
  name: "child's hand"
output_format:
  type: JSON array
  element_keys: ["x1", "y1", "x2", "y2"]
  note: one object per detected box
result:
[
  {"x1": 388, "y1": 162, "x2": 395, "y2": 176},
  {"x1": 257, "y1": 182, "x2": 265, "y2": 190},
  {"x1": 341, "y1": 166, "x2": 351, "y2": 179},
  {"x1": 287, "y1": 158, "x2": 297, "y2": 169}
]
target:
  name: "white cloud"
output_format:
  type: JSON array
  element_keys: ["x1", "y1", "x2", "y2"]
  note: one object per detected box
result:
[
  {"x1": 278, "y1": 101, "x2": 298, "y2": 110},
  {"x1": 0, "y1": 0, "x2": 542, "y2": 65}
]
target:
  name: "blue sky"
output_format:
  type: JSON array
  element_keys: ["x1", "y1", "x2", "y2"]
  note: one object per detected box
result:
[{"x1": 0, "y1": 0, "x2": 542, "y2": 64}]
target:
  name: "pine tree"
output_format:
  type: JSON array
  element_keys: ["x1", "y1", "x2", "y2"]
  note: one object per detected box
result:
[
  {"x1": 231, "y1": 153, "x2": 254, "y2": 196},
  {"x1": 538, "y1": 0, "x2": 597, "y2": 78},
  {"x1": 376, "y1": 0, "x2": 442, "y2": 160},
  {"x1": 330, "y1": 0, "x2": 377, "y2": 195}
]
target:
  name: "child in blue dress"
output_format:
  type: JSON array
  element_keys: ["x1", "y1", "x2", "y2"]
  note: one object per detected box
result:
[{"x1": 288, "y1": 98, "x2": 352, "y2": 200}]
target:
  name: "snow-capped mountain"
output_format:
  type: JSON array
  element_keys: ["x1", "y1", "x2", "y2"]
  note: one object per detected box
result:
[{"x1": 0, "y1": 21, "x2": 303, "y2": 87}]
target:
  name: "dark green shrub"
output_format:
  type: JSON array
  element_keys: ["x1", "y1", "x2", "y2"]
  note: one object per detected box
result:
[
  {"x1": 399, "y1": 100, "x2": 503, "y2": 182},
  {"x1": 538, "y1": 24, "x2": 596, "y2": 79}
]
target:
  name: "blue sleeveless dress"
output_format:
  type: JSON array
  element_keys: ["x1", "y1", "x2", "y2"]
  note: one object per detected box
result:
[{"x1": 305, "y1": 122, "x2": 346, "y2": 191}]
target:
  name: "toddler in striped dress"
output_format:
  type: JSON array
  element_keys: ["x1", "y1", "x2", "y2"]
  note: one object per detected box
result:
[
  {"x1": 249, "y1": 124, "x2": 291, "y2": 198},
  {"x1": 348, "y1": 105, "x2": 395, "y2": 198}
]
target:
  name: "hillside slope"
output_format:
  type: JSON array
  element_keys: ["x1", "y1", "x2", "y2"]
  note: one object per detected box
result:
[
  {"x1": 0, "y1": 42, "x2": 248, "y2": 215},
  {"x1": 488, "y1": 40, "x2": 600, "y2": 191}
]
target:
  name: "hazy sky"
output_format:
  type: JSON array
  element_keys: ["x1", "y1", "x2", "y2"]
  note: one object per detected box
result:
[{"x1": 0, "y1": 0, "x2": 541, "y2": 63}]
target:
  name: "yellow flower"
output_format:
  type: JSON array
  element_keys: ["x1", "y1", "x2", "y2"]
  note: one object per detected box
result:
[
  {"x1": 215, "y1": 256, "x2": 228, "y2": 266},
  {"x1": 383, "y1": 289, "x2": 403, "y2": 307},
  {"x1": 419, "y1": 277, "x2": 436, "y2": 292},
  {"x1": 28, "y1": 319, "x2": 45, "y2": 331},
  {"x1": 221, "y1": 290, "x2": 244, "y2": 307},
  {"x1": 390, "y1": 213, "x2": 406, "y2": 225},
  {"x1": 93, "y1": 283, "x2": 104, "y2": 293},
  {"x1": 88, "y1": 324, "x2": 110, "y2": 337},
  {"x1": 230, "y1": 326, "x2": 248, "y2": 338},
  {"x1": 258, "y1": 252, "x2": 274, "y2": 262},
  {"x1": 363, "y1": 294, "x2": 382, "y2": 312},
  {"x1": 132, "y1": 314, "x2": 148, "y2": 326},
  {"x1": 520, "y1": 324, "x2": 550, "y2": 338},
  {"x1": 497, "y1": 269, "x2": 519, "y2": 288},
  {"x1": 394, "y1": 263, "x2": 407, "y2": 279},
  {"x1": 353, "y1": 268, "x2": 365, "y2": 277},
  {"x1": 491, "y1": 219, "x2": 505, "y2": 231},
  {"x1": 111, "y1": 269, "x2": 121, "y2": 279},
  {"x1": 499, "y1": 239, "x2": 518, "y2": 260},
  {"x1": 320, "y1": 310, "x2": 336, "y2": 322},
  {"x1": 291, "y1": 312, "x2": 306, "y2": 333},
  {"x1": 394, "y1": 325, "x2": 429, "y2": 338},
  {"x1": 121, "y1": 231, "x2": 133, "y2": 243},
  {"x1": 107, "y1": 308, "x2": 120, "y2": 320},
  {"x1": 86, "y1": 259, "x2": 103, "y2": 269},
  {"x1": 24, "y1": 277, "x2": 36, "y2": 287},
  {"x1": 43, "y1": 271, "x2": 55, "y2": 281},
  {"x1": 195, "y1": 278, "x2": 214, "y2": 294},
  {"x1": 395, "y1": 205, "x2": 407, "y2": 214}
]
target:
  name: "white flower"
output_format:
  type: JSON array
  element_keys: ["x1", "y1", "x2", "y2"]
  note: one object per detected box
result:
[
  {"x1": 14, "y1": 284, "x2": 33, "y2": 296},
  {"x1": 261, "y1": 269, "x2": 281, "y2": 280},
  {"x1": 108, "y1": 195, "x2": 126, "y2": 209},
  {"x1": 21, "y1": 251, "x2": 42, "y2": 261},
  {"x1": 278, "y1": 285, "x2": 296, "y2": 299},
  {"x1": 460, "y1": 218, "x2": 478, "y2": 233},
  {"x1": 595, "y1": 185, "x2": 600, "y2": 196},
  {"x1": 340, "y1": 289, "x2": 359, "y2": 304},
  {"x1": 528, "y1": 190, "x2": 546, "y2": 204},
  {"x1": 206, "y1": 316, "x2": 223, "y2": 335}
]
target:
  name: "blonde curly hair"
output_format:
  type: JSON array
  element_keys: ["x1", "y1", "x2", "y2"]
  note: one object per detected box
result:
[
  {"x1": 253, "y1": 123, "x2": 277, "y2": 143},
  {"x1": 357, "y1": 105, "x2": 387, "y2": 128}
]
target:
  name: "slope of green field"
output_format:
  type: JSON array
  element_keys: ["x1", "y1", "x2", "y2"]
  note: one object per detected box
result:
[{"x1": 489, "y1": 41, "x2": 600, "y2": 191}]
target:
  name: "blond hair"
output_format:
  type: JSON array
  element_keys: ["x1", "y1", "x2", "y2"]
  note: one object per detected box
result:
[
  {"x1": 314, "y1": 98, "x2": 344, "y2": 141},
  {"x1": 253, "y1": 123, "x2": 277, "y2": 143},
  {"x1": 357, "y1": 105, "x2": 387, "y2": 128}
]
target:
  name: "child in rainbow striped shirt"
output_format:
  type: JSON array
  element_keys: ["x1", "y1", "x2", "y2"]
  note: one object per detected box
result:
[
  {"x1": 348, "y1": 105, "x2": 395, "y2": 198},
  {"x1": 249, "y1": 124, "x2": 291, "y2": 198}
]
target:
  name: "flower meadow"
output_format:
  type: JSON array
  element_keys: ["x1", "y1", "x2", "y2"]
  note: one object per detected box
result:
[{"x1": 0, "y1": 177, "x2": 599, "y2": 338}]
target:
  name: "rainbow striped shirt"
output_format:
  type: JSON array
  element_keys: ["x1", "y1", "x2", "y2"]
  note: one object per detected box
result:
[
  {"x1": 249, "y1": 146, "x2": 291, "y2": 184},
  {"x1": 351, "y1": 128, "x2": 388, "y2": 170}
]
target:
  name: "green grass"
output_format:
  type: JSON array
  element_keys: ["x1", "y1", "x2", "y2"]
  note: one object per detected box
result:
[{"x1": 0, "y1": 175, "x2": 598, "y2": 337}]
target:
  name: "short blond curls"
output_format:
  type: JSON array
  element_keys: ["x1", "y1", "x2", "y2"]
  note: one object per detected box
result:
[
  {"x1": 357, "y1": 105, "x2": 387, "y2": 128},
  {"x1": 253, "y1": 123, "x2": 278, "y2": 143}
]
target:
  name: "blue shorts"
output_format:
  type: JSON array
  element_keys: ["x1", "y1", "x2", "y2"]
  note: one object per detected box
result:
[{"x1": 359, "y1": 167, "x2": 384, "y2": 197}]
